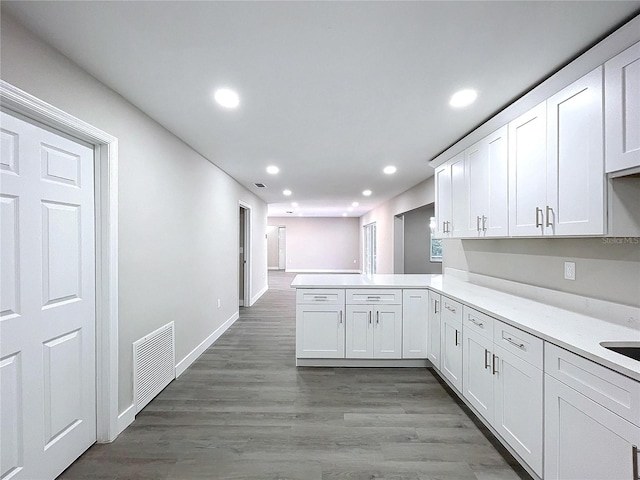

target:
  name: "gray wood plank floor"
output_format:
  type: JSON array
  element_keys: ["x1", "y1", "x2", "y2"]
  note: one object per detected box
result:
[{"x1": 59, "y1": 271, "x2": 533, "y2": 480}]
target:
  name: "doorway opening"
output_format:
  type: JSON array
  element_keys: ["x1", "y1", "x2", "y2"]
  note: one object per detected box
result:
[
  {"x1": 239, "y1": 203, "x2": 251, "y2": 307},
  {"x1": 363, "y1": 222, "x2": 377, "y2": 275},
  {"x1": 267, "y1": 225, "x2": 286, "y2": 271}
]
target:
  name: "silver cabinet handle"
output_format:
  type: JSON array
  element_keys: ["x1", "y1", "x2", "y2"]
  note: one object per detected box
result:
[
  {"x1": 545, "y1": 205, "x2": 554, "y2": 228},
  {"x1": 454, "y1": 329, "x2": 460, "y2": 346},
  {"x1": 484, "y1": 349, "x2": 491, "y2": 369},
  {"x1": 445, "y1": 304, "x2": 456, "y2": 314},
  {"x1": 367, "y1": 296, "x2": 381, "y2": 301},
  {"x1": 535, "y1": 207, "x2": 543, "y2": 228},
  {"x1": 434, "y1": 300, "x2": 439, "y2": 314},
  {"x1": 482, "y1": 215, "x2": 487, "y2": 231},
  {"x1": 492, "y1": 354, "x2": 499, "y2": 375},
  {"x1": 339, "y1": 311, "x2": 343, "y2": 324},
  {"x1": 632, "y1": 444, "x2": 638, "y2": 480},
  {"x1": 476, "y1": 216, "x2": 481, "y2": 232},
  {"x1": 376, "y1": 311, "x2": 380, "y2": 325},
  {"x1": 447, "y1": 221, "x2": 451, "y2": 233},
  {"x1": 314, "y1": 295, "x2": 328, "y2": 300},
  {"x1": 505, "y1": 337, "x2": 525, "y2": 350},
  {"x1": 368, "y1": 311, "x2": 372, "y2": 325},
  {"x1": 469, "y1": 316, "x2": 484, "y2": 328}
]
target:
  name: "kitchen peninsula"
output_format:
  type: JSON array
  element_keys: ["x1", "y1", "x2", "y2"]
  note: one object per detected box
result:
[{"x1": 291, "y1": 272, "x2": 640, "y2": 480}]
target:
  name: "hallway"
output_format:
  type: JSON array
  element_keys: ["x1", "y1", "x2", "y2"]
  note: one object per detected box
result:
[{"x1": 60, "y1": 271, "x2": 529, "y2": 479}]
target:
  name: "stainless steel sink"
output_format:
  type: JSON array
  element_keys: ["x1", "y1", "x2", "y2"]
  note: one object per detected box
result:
[{"x1": 600, "y1": 342, "x2": 640, "y2": 361}]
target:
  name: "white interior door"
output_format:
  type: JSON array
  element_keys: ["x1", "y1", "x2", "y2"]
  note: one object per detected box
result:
[{"x1": 1, "y1": 111, "x2": 96, "y2": 480}]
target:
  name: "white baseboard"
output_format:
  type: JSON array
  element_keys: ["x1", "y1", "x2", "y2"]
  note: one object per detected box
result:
[
  {"x1": 268, "y1": 267, "x2": 280, "y2": 271},
  {"x1": 117, "y1": 404, "x2": 135, "y2": 435},
  {"x1": 286, "y1": 269, "x2": 361, "y2": 273},
  {"x1": 174, "y1": 311, "x2": 240, "y2": 377},
  {"x1": 250, "y1": 284, "x2": 268, "y2": 306}
]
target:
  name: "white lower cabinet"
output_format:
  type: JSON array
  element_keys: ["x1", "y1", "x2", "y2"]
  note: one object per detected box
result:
[
  {"x1": 462, "y1": 307, "x2": 543, "y2": 477},
  {"x1": 296, "y1": 302, "x2": 345, "y2": 358},
  {"x1": 345, "y1": 304, "x2": 402, "y2": 358},
  {"x1": 440, "y1": 296, "x2": 463, "y2": 391},
  {"x1": 427, "y1": 291, "x2": 441, "y2": 370},
  {"x1": 544, "y1": 343, "x2": 640, "y2": 480},
  {"x1": 402, "y1": 289, "x2": 428, "y2": 359}
]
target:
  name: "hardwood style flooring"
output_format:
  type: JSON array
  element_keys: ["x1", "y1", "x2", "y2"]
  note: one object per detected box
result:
[{"x1": 59, "y1": 271, "x2": 532, "y2": 480}]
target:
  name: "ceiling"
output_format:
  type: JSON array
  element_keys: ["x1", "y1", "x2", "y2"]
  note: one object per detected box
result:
[{"x1": 3, "y1": 1, "x2": 639, "y2": 217}]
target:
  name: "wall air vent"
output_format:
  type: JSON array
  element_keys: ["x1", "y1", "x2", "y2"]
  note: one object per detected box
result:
[
  {"x1": 254, "y1": 183, "x2": 267, "y2": 188},
  {"x1": 133, "y1": 322, "x2": 175, "y2": 413}
]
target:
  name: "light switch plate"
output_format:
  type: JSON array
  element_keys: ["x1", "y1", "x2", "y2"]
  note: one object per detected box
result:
[{"x1": 564, "y1": 262, "x2": 576, "y2": 281}]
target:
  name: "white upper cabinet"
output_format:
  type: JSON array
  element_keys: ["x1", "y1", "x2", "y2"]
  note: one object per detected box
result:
[
  {"x1": 434, "y1": 162, "x2": 452, "y2": 238},
  {"x1": 435, "y1": 152, "x2": 468, "y2": 239},
  {"x1": 509, "y1": 67, "x2": 605, "y2": 236},
  {"x1": 508, "y1": 102, "x2": 548, "y2": 236},
  {"x1": 605, "y1": 41, "x2": 640, "y2": 175},
  {"x1": 450, "y1": 153, "x2": 468, "y2": 238},
  {"x1": 466, "y1": 126, "x2": 509, "y2": 237},
  {"x1": 547, "y1": 66, "x2": 605, "y2": 235}
]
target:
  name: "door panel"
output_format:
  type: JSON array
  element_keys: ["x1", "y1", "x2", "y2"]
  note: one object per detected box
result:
[
  {"x1": 296, "y1": 305, "x2": 345, "y2": 358},
  {"x1": 346, "y1": 305, "x2": 373, "y2": 358},
  {"x1": 374, "y1": 305, "x2": 402, "y2": 359},
  {"x1": 0, "y1": 111, "x2": 96, "y2": 479}
]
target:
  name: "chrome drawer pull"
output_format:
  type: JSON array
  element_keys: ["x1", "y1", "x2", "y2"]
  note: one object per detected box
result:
[
  {"x1": 313, "y1": 296, "x2": 328, "y2": 300},
  {"x1": 505, "y1": 337, "x2": 525, "y2": 350},
  {"x1": 445, "y1": 304, "x2": 456, "y2": 313},
  {"x1": 492, "y1": 354, "x2": 499, "y2": 375},
  {"x1": 469, "y1": 317, "x2": 484, "y2": 328},
  {"x1": 484, "y1": 349, "x2": 491, "y2": 369},
  {"x1": 633, "y1": 445, "x2": 638, "y2": 480},
  {"x1": 367, "y1": 296, "x2": 381, "y2": 300}
]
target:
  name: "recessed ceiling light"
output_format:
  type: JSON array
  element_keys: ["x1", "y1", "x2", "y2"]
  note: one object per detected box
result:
[
  {"x1": 283, "y1": 189, "x2": 292, "y2": 196},
  {"x1": 266, "y1": 165, "x2": 279, "y2": 174},
  {"x1": 383, "y1": 166, "x2": 397, "y2": 174},
  {"x1": 362, "y1": 190, "x2": 372, "y2": 196},
  {"x1": 214, "y1": 88, "x2": 240, "y2": 108},
  {"x1": 449, "y1": 89, "x2": 477, "y2": 108},
  {"x1": 292, "y1": 202, "x2": 298, "y2": 207},
  {"x1": 352, "y1": 202, "x2": 359, "y2": 207}
]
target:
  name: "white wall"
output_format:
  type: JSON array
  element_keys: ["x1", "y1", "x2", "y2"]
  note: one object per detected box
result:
[
  {"x1": 1, "y1": 13, "x2": 269, "y2": 414},
  {"x1": 269, "y1": 217, "x2": 360, "y2": 272},
  {"x1": 403, "y1": 204, "x2": 442, "y2": 274},
  {"x1": 360, "y1": 178, "x2": 436, "y2": 274},
  {"x1": 266, "y1": 225, "x2": 280, "y2": 269}
]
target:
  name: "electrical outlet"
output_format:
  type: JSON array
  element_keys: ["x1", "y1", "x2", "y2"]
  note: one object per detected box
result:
[
  {"x1": 217, "y1": 298, "x2": 221, "y2": 308},
  {"x1": 564, "y1": 262, "x2": 576, "y2": 281}
]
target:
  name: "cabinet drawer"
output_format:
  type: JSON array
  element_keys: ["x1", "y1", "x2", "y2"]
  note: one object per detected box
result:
[
  {"x1": 545, "y1": 343, "x2": 640, "y2": 427},
  {"x1": 441, "y1": 296, "x2": 463, "y2": 322},
  {"x1": 494, "y1": 321, "x2": 543, "y2": 368},
  {"x1": 346, "y1": 289, "x2": 401, "y2": 305},
  {"x1": 297, "y1": 289, "x2": 345, "y2": 305},
  {"x1": 463, "y1": 306, "x2": 494, "y2": 340}
]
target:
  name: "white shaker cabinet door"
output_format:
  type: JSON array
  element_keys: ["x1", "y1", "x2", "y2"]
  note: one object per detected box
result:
[
  {"x1": 606, "y1": 41, "x2": 640, "y2": 174},
  {"x1": 373, "y1": 305, "x2": 403, "y2": 359},
  {"x1": 427, "y1": 292, "x2": 442, "y2": 370},
  {"x1": 402, "y1": 290, "x2": 428, "y2": 359},
  {"x1": 547, "y1": 66, "x2": 605, "y2": 235},
  {"x1": 545, "y1": 374, "x2": 640, "y2": 480},
  {"x1": 508, "y1": 102, "x2": 547, "y2": 236},
  {"x1": 440, "y1": 314, "x2": 463, "y2": 392},
  {"x1": 494, "y1": 345, "x2": 543, "y2": 478},
  {"x1": 296, "y1": 304, "x2": 345, "y2": 358},
  {"x1": 434, "y1": 163, "x2": 452, "y2": 238},
  {"x1": 462, "y1": 327, "x2": 494, "y2": 424},
  {"x1": 450, "y1": 152, "x2": 469, "y2": 238},
  {"x1": 345, "y1": 305, "x2": 374, "y2": 358}
]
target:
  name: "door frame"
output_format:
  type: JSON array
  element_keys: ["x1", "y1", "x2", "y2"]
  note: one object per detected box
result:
[
  {"x1": 239, "y1": 201, "x2": 251, "y2": 307},
  {"x1": 1, "y1": 80, "x2": 119, "y2": 443}
]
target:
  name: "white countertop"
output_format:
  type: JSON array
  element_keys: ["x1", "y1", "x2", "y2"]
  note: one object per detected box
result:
[{"x1": 291, "y1": 273, "x2": 640, "y2": 381}]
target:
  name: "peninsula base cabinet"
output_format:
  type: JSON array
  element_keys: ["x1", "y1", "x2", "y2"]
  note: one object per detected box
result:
[
  {"x1": 402, "y1": 290, "x2": 429, "y2": 359},
  {"x1": 544, "y1": 343, "x2": 640, "y2": 480},
  {"x1": 345, "y1": 304, "x2": 402, "y2": 359}
]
